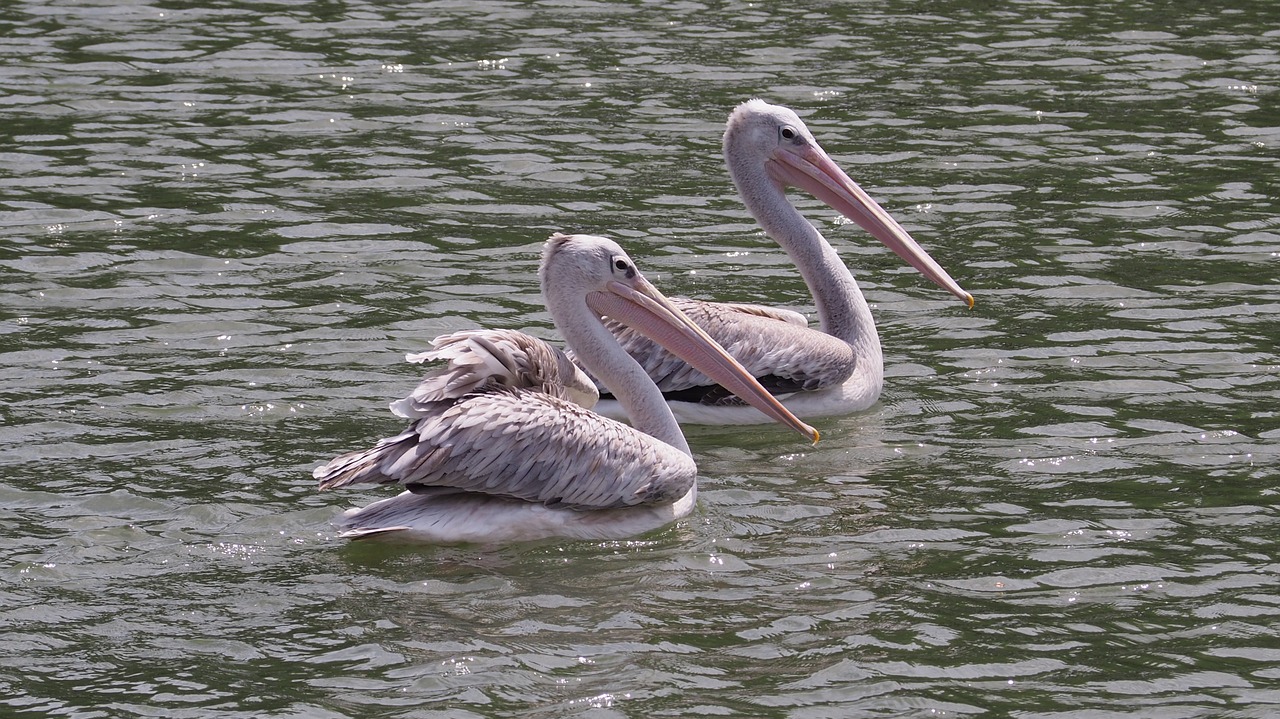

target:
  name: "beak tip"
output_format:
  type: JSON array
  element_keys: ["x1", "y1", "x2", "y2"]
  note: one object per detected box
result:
[{"x1": 964, "y1": 293, "x2": 975, "y2": 310}]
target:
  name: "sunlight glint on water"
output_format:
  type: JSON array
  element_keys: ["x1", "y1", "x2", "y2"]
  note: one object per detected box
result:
[{"x1": 1, "y1": 0, "x2": 1278, "y2": 716}]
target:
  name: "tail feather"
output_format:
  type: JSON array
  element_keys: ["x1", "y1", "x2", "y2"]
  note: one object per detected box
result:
[
  {"x1": 337, "y1": 525, "x2": 411, "y2": 540},
  {"x1": 314, "y1": 430, "x2": 417, "y2": 490}
]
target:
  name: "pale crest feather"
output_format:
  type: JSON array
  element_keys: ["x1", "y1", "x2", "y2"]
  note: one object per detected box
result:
[{"x1": 390, "y1": 329, "x2": 598, "y2": 419}]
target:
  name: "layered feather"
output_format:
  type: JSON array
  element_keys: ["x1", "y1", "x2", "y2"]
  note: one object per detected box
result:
[{"x1": 313, "y1": 329, "x2": 694, "y2": 511}]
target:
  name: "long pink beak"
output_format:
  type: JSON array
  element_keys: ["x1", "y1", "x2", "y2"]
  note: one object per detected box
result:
[
  {"x1": 588, "y1": 277, "x2": 820, "y2": 444},
  {"x1": 768, "y1": 144, "x2": 974, "y2": 309}
]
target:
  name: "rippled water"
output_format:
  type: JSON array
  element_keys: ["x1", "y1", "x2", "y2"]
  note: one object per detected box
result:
[{"x1": 3, "y1": 0, "x2": 1279, "y2": 716}]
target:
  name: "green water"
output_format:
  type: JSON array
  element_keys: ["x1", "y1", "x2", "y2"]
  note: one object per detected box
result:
[{"x1": 2, "y1": 0, "x2": 1278, "y2": 716}]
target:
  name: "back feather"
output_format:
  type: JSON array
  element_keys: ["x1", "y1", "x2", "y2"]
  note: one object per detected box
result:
[{"x1": 390, "y1": 329, "x2": 599, "y2": 419}]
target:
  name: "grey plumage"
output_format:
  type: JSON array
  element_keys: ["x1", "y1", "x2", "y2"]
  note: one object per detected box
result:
[
  {"x1": 314, "y1": 329, "x2": 693, "y2": 510},
  {"x1": 579, "y1": 100, "x2": 971, "y2": 425},
  {"x1": 390, "y1": 329, "x2": 599, "y2": 418},
  {"x1": 582, "y1": 297, "x2": 857, "y2": 403},
  {"x1": 312, "y1": 233, "x2": 816, "y2": 543}
]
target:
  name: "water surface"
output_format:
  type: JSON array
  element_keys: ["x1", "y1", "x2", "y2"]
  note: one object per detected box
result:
[{"x1": 2, "y1": 0, "x2": 1279, "y2": 716}]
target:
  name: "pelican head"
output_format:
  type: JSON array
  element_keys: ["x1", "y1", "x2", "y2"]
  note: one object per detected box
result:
[{"x1": 724, "y1": 99, "x2": 974, "y2": 308}]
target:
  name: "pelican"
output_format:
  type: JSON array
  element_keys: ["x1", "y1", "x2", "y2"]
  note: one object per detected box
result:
[
  {"x1": 588, "y1": 99, "x2": 974, "y2": 425},
  {"x1": 313, "y1": 233, "x2": 819, "y2": 543}
]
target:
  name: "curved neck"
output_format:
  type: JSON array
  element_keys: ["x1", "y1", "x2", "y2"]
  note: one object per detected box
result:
[
  {"x1": 734, "y1": 168, "x2": 882, "y2": 371},
  {"x1": 551, "y1": 296, "x2": 691, "y2": 457}
]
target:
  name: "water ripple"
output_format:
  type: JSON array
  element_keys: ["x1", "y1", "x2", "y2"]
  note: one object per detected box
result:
[{"x1": 2, "y1": 0, "x2": 1279, "y2": 717}]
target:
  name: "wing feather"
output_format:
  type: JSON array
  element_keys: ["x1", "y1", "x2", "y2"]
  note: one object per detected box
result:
[
  {"x1": 391, "y1": 329, "x2": 599, "y2": 419},
  {"x1": 708, "y1": 301, "x2": 808, "y2": 326},
  {"x1": 315, "y1": 387, "x2": 695, "y2": 510},
  {"x1": 576, "y1": 297, "x2": 857, "y2": 401}
]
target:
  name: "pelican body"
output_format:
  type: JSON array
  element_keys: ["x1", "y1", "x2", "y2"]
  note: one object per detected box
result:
[
  {"x1": 588, "y1": 100, "x2": 973, "y2": 425},
  {"x1": 313, "y1": 233, "x2": 818, "y2": 543}
]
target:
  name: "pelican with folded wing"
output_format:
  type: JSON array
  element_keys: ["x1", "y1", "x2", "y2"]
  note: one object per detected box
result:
[
  {"x1": 314, "y1": 233, "x2": 818, "y2": 543},
  {"x1": 589, "y1": 100, "x2": 973, "y2": 424}
]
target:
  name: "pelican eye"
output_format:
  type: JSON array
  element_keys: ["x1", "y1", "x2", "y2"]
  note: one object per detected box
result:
[
  {"x1": 780, "y1": 126, "x2": 798, "y2": 140},
  {"x1": 612, "y1": 257, "x2": 635, "y2": 278}
]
